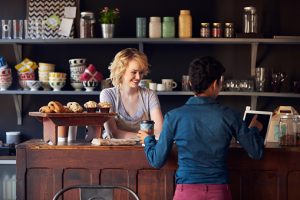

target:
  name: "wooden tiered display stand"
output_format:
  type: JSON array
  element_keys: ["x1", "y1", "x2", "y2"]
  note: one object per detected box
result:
[{"x1": 29, "y1": 112, "x2": 116, "y2": 145}]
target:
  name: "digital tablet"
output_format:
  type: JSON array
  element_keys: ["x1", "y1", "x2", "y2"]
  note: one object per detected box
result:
[{"x1": 243, "y1": 110, "x2": 273, "y2": 144}]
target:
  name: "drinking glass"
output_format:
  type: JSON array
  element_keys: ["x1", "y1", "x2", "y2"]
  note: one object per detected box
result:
[
  {"x1": 1, "y1": 20, "x2": 12, "y2": 39},
  {"x1": 13, "y1": 20, "x2": 24, "y2": 39}
]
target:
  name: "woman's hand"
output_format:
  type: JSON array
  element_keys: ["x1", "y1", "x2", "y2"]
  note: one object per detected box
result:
[
  {"x1": 249, "y1": 114, "x2": 263, "y2": 132},
  {"x1": 137, "y1": 130, "x2": 150, "y2": 144}
]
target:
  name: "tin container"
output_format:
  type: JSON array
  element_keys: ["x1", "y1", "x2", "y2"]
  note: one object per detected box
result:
[
  {"x1": 200, "y1": 23, "x2": 210, "y2": 38},
  {"x1": 224, "y1": 23, "x2": 234, "y2": 38},
  {"x1": 212, "y1": 23, "x2": 222, "y2": 38},
  {"x1": 140, "y1": 120, "x2": 155, "y2": 135}
]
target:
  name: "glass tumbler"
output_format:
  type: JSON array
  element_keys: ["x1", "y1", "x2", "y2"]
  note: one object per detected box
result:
[
  {"x1": 13, "y1": 19, "x2": 24, "y2": 39},
  {"x1": 1, "y1": 20, "x2": 12, "y2": 39}
]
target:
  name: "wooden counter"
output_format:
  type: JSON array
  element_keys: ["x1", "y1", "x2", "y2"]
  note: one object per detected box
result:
[{"x1": 16, "y1": 140, "x2": 300, "y2": 200}]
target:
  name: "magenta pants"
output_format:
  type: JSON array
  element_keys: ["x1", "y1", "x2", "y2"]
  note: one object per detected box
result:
[{"x1": 173, "y1": 184, "x2": 232, "y2": 200}]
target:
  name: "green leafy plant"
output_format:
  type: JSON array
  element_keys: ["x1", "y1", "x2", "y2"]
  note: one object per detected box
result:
[{"x1": 99, "y1": 7, "x2": 120, "y2": 24}]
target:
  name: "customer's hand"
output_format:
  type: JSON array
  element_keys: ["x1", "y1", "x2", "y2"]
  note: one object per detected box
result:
[
  {"x1": 249, "y1": 114, "x2": 263, "y2": 132},
  {"x1": 137, "y1": 130, "x2": 149, "y2": 144}
]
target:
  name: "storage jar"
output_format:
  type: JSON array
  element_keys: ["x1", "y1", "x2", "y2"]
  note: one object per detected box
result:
[
  {"x1": 224, "y1": 23, "x2": 234, "y2": 38},
  {"x1": 200, "y1": 23, "x2": 210, "y2": 38},
  {"x1": 162, "y1": 17, "x2": 175, "y2": 38},
  {"x1": 243, "y1": 6, "x2": 257, "y2": 33},
  {"x1": 80, "y1": 12, "x2": 95, "y2": 38},
  {"x1": 212, "y1": 23, "x2": 222, "y2": 38},
  {"x1": 279, "y1": 114, "x2": 296, "y2": 146},
  {"x1": 149, "y1": 17, "x2": 161, "y2": 38},
  {"x1": 178, "y1": 10, "x2": 192, "y2": 38}
]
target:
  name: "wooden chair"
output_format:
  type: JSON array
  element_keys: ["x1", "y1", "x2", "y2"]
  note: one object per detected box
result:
[{"x1": 52, "y1": 184, "x2": 140, "y2": 200}]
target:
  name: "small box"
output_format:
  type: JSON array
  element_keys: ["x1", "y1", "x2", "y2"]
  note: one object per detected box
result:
[{"x1": 6, "y1": 131, "x2": 20, "y2": 144}]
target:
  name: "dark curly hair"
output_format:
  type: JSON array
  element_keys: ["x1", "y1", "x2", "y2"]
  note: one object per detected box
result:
[{"x1": 188, "y1": 56, "x2": 225, "y2": 94}]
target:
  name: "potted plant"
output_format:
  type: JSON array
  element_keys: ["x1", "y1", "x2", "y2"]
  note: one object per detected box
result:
[{"x1": 99, "y1": 7, "x2": 120, "y2": 38}]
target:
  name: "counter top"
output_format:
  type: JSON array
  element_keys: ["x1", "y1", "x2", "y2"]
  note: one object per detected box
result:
[{"x1": 17, "y1": 139, "x2": 300, "y2": 152}]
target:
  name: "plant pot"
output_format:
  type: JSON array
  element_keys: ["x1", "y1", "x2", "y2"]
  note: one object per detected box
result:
[{"x1": 101, "y1": 24, "x2": 114, "y2": 38}]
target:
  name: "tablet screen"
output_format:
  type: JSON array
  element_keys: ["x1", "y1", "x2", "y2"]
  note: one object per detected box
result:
[{"x1": 243, "y1": 111, "x2": 272, "y2": 143}]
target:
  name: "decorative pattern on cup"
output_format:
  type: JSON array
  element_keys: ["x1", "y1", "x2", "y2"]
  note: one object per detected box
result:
[
  {"x1": 49, "y1": 72, "x2": 67, "y2": 79},
  {"x1": 83, "y1": 81, "x2": 98, "y2": 92},
  {"x1": 69, "y1": 58, "x2": 86, "y2": 66},
  {"x1": 26, "y1": 80, "x2": 41, "y2": 91},
  {"x1": 49, "y1": 80, "x2": 66, "y2": 91}
]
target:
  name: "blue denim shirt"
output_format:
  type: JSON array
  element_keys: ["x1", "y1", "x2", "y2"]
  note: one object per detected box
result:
[{"x1": 144, "y1": 96, "x2": 264, "y2": 184}]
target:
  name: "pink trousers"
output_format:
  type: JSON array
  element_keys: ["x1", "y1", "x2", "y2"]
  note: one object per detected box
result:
[{"x1": 173, "y1": 184, "x2": 232, "y2": 200}]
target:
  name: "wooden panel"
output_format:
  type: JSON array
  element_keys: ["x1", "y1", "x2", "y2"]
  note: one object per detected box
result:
[
  {"x1": 288, "y1": 171, "x2": 300, "y2": 200},
  {"x1": 101, "y1": 169, "x2": 130, "y2": 200},
  {"x1": 63, "y1": 168, "x2": 91, "y2": 200},
  {"x1": 138, "y1": 169, "x2": 167, "y2": 200},
  {"x1": 240, "y1": 171, "x2": 278, "y2": 200},
  {"x1": 229, "y1": 170, "x2": 241, "y2": 200},
  {"x1": 27, "y1": 168, "x2": 53, "y2": 200}
]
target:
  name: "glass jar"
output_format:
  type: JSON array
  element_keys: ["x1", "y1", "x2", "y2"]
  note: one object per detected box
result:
[
  {"x1": 162, "y1": 17, "x2": 175, "y2": 38},
  {"x1": 224, "y1": 23, "x2": 234, "y2": 38},
  {"x1": 149, "y1": 17, "x2": 161, "y2": 38},
  {"x1": 294, "y1": 115, "x2": 300, "y2": 145},
  {"x1": 178, "y1": 10, "x2": 192, "y2": 38},
  {"x1": 200, "y1": 23, "x2": 210, "y2": 38},
  {"x1": 243, "y1": 6, "x2": 257, "y2": 33},
  {"x1": 279, "y1": 114, "x2": 296, "y2": 146},
  {"x1": 80, "y1": 12, "x2": 95, "y2": 38},
  {"x1": 212, "y1": 23, "x2": 222, "y2": 38}
]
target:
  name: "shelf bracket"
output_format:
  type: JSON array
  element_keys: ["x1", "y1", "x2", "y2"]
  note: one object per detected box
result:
[
  {"x1": 13, "y1": 94, "x2": 22, "y2": 125},
  {"x1": 250, "y1": 43, "x2": 258, "y2": 76},
  {"x1": 138, "y1": 42, "x2": 144, "y2": 52},
  {"x1": 13, "y1": 43, "x2": 22, "y2": 63},
  {"x1": 251, "y1": 96, "x2": 257, "y2": 110}
]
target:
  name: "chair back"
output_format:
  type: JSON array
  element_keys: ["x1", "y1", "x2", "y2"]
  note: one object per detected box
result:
[{"x1": 52, "y1": 185, "x2": 140, "y2": 200}]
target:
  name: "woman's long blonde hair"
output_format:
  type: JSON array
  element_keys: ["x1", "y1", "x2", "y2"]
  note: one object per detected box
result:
[{"x1": 109, "y1": 48, "x2": 149, "y2": 87}]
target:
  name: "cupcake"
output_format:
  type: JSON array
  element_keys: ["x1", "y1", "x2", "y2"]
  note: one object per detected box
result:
[
  {"x1": 98, "y1": 102, "x2": 111, "y2": 113},
  {"x1": 84, "y1": 101, "x2": 98, "y2": 113}
]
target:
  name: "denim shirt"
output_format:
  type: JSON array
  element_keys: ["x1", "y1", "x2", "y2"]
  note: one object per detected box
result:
[{"x1": 144, "y1": 96, "x2": 264, "y2": 184}]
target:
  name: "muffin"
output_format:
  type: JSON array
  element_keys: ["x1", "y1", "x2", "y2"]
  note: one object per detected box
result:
[
  {"x1": 98, "y1": 102, "x2": 111, "y2": 113},
  {"x1": 84, "y1": 101, "x2": 98, "y2": 112}
]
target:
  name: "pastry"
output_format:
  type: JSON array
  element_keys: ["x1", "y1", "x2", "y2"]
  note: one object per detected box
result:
[
  {"x1": 84, "y1": 101, "x2": 98, "y2": 112},
  {"x1": 66, "y1": 102, "x2": 83, "y2": 113},
  {"x1": 47, "y1": 101, "x2": 64, "y2": 113},
  {"x1": 98, "y1": 102, "x2": 111, "y2": 113},
  {"x1": 39, "y1": 105, "x2": 53, "y2": 113}
]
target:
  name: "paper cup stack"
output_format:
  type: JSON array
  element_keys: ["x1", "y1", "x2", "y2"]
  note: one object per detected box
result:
[{"x1": 38, "y1": 63, "x2": 55, "y2": 91}]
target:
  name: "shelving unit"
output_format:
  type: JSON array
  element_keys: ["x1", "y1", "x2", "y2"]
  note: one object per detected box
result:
[{"x1": 2, "y1": 37, "x2": 300, "y2": 125}]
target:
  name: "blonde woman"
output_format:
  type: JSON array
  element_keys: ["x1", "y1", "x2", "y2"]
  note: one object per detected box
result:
[{"x1": 100, "y1": 48, "x2": 163, "y2": 139}]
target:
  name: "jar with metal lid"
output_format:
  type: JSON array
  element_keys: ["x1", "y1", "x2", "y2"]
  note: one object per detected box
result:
[
  {"x1": 279, "y1": 114, "x2": 296, "y2": 146},
  {"x1": 212, "y1": 23, "x2": 222, "y2": 38},
  {"x1": 178, "y1": 10, "x2": 192, "y2": 38},
  {"x1": 243, "y1": 6, "x2": 257, "y2": 33},
  {"x1": 293, "y1": 115, "x2": 300, "y2": 145},
  {"x1": 224, "y1": 23, "x2": 234, "y2": 38},
  {"x1": 149, "y1": 17, "x2": 161, "y2": 38},
  {"x1": 80, "y1": 12, "x2": 95, "y2": 38},
  {"x1": 162, "y1": 17, "x2": 175, "y2": 38},
  {"x1": 200, "y1": 23, "x2": 210, "y2": 38}
]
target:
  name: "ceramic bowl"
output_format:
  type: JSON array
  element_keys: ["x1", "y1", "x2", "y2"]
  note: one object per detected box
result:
[
  {"x1": 71, "y1": 82, "x2": 83, "y2": 91},
  {"x1": 83, "y1": 81, "x2": 98, "y2": 92},
  {"x1": 19, "y1": 80, "x2": 30, "y2": 90},
  {"x1": 49, "y1": 80, "x2": 66, "y2": 91},
  {"x1": 40, "y1": 81, "x2": 51, "y2": 91},
  {"x1": 26, "y1": 80, "x2": 42, "y2": 91},
  {"x1": 0, "y1": 80, "x2": 12, "y2": 91}
]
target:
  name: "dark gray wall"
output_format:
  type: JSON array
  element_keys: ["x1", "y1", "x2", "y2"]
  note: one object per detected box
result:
[{"x1": 0, "y1": 0, "x2": 300, "y2": 142}]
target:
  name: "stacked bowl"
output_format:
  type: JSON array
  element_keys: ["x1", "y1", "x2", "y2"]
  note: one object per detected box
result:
[
  {"x1": 49, "y1": 72, "x2": 67, "y2": 91},
  {"x1": 0, "y1": 66, "x2": 12, "y2": 91},
  {"x1": 69, "y1": 58, "x2": 86, "y2": 91},
  {"x1": 18, "y1": 71, "x2": 35, "y2": 90},
  {"x1": 38, "y1": 63, "x2": 55, "y2": 91}
]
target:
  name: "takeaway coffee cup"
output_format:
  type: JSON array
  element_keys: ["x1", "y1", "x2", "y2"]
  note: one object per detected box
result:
[
  {"x1": 6, "y1": 131, "x2": 20, "y2": 144},
  {"x1": 140, "y1": 120, "x2": 155, "y2": 135}
]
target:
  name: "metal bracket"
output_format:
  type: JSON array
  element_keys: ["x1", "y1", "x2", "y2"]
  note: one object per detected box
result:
[
  {"x1": 13, "y1": 94, "x2": 22, "y2": 125},
  {"x1": 13, "y1": 43, "x2": 22, "y2": 63},
  {"x1": 251, "y1": 96, "x2": 257, "y2": 110},
  {"x1": 138, "y1": 42, "x2": 144, "y2": 52},
  {"x1": 250, "y1": 43, "x2": 258, "y2": 76}
]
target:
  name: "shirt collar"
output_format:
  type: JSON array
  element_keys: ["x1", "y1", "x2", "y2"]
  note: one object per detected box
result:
[{"x1": 186, "y1": 96, "x2": 218, "y2": 105}]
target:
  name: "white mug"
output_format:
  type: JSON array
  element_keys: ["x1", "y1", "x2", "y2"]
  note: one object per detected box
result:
[
  {"x1": 156, "y1": 83, "x2": 165, "y2": 91},
  {"x1": 162, "y1": 79, "x2": 177, "y2": 91},
  {"x1": 149, "y1": 82, "x2": 157, "y2": 91}
]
